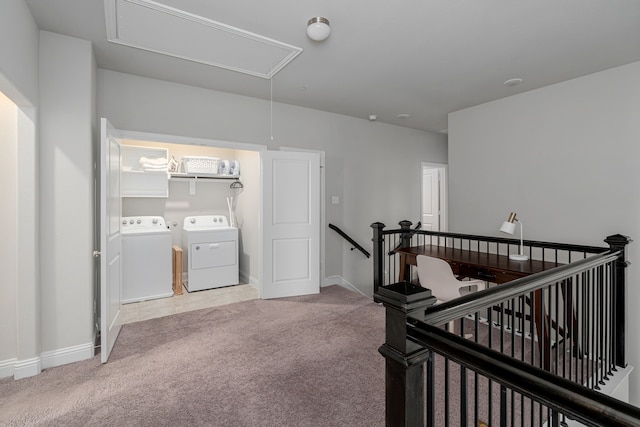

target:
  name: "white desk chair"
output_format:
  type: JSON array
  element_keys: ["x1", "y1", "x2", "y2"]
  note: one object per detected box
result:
[{"x1": 416, "y1": 255, "x2": 486, "y2": 336}]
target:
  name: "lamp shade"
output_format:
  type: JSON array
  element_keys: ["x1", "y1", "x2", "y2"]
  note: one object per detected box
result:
[
  {"x1": 307, "y1": 17, "x2": 331, "y2": 41},
  {"x1": 498, "y1": 211, "x2": 529, "y2": 261},
  {"x1": 500, "y1": 221, "x2": 516, "y2": 234}
]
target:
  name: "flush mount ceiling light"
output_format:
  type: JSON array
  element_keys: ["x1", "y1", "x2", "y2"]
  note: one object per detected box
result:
[
  {"x1": 307, "y1": 17, "x2": 331, "y2": 41},
  {"x1": 504, "y1": 78, "x2": 524, "y2": 87}
]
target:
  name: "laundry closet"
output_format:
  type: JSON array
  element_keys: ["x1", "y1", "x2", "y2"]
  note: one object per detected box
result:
[{"x1": 119, "y1": 138, "x2": 260, "y2": 300}]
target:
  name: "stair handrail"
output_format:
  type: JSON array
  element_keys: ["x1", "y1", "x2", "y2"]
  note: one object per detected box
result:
[
  {"x1": 407, "y1": 318, "x2": 640, "y2": 427},
  {"x1": 328, "y1": 224, "x2": 370, "y2": 258},
  {"x1": 387, "y1": 221, "x2": 422, "y2": 255}
]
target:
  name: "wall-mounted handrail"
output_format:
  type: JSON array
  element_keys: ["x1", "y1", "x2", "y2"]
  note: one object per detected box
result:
[{"x1": 329, "y1": 224, "x2": 370, "y2": 258}]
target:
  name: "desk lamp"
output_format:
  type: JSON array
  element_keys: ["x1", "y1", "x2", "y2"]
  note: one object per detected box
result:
[{"x1": 500, "y1": 212, "x2": 529, "y2": 261}]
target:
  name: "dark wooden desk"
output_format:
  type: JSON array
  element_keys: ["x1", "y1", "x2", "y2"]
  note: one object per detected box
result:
[
  {"x1": 396, "y1": 245, "x2": 562, "y2": 284},
  {"x1": 397, "y1": 245, "x2": 566, "y2": 370}
]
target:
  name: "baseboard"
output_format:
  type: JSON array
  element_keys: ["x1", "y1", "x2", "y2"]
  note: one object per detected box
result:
[
  {"x1": 239, "y1": 270, "x2": 258, "y2": 289},
  {"x1": 41, "y1": 342, "x2": 94, "y2": 370},
  {"x1": 599, "y1": 364, "x2": 633, "y2": 402},
  {"x1": 14, "y1": 356, "x2": 41, "y2": 380},
  {"x1": 0, "y1": 357, "x2": 17, "y2": 379},
  {"x1": 323, "y1": 275, "x2": 368, "y2": 297}
]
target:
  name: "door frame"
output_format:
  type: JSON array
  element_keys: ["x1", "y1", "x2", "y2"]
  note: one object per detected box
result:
[{"x1": 421, "y1": 162, "x2": 448, "y2": 232}]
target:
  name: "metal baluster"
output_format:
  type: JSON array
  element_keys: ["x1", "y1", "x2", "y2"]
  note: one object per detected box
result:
[
  {"x1": 580, "y1": 271, "x2": 587, "y2": 387},
  {"x1": 499, "y1": 385, "x2": 507, "y2": 427},
  {"x1": 606, "y1": 262, "x2": 614, "y2": 377},
  {"x1": 554, "y1": 282, "x2": 559, "y2": 376},
  {"x1": 592, "y1": 266, "x2": 599, "y2": 389},
  {"x1": 598, "y1": 265, "x2": 606, "y2": 387},
  {"x1": 444, "y1": 358, "x2": 450, "y2": 427}
]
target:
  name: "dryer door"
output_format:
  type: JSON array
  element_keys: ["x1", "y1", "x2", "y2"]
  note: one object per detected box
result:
[{"x1": 190, "y1": 241, "x2": 237, "y2": 269}]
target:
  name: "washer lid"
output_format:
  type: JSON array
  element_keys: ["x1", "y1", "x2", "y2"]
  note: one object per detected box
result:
[{"x1": 183, "y1": 215, "x2": 230, "y2": 231}]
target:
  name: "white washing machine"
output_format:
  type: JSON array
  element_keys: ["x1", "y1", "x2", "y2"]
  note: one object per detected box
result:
[
  {"x1": 121, "y1": 216, "x2": 173, "y2": 303},
  {"x1": 182, "y1": 215, "x2": 239, "y2": 292}
]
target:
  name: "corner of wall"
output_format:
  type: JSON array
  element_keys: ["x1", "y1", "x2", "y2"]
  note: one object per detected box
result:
[
  {"x1": 323, "y1": 275, "x2": 369, "y2": 297},
  {"x1": 13, "y1": 357, "x2": 42, "y2": 380}
]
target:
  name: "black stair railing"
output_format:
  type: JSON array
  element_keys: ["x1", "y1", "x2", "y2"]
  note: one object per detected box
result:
[
  {"x1": 372, "y1": 221, "x2": 635, "y2": 427},
  {"x1": 388, "y1": 221, "x2": 422, "y2": 255},
  {"x1": 329, "y1": 223, "x2": 370, "y2": 258}
]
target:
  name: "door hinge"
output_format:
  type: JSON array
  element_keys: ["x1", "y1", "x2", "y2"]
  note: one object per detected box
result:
[{"x1": 93, "y1": 250, "x2": 101, "y2": 258}]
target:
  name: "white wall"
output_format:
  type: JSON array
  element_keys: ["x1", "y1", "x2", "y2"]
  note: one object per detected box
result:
[
  {"x1": 98, "y1": 70, "x2": 447, "y2": 295},
  {"x1": 448, "y1": 60, "x2": 640, "y2": 405},
  {"x1": 0, "y1": 91, "x2": 18, "y2": 367},
  {"x1": 38, "y1": 32, "x2": 96, "y2": 361},
  {"x1": 0, "y1": 0, "x2": 39, "y2": 105},
  {"x1": 234, "y1": 149, "x2": 260, "y2": 286},
  {"x1": 0, "y1": 0, "x2": 40, "y2": 379}
]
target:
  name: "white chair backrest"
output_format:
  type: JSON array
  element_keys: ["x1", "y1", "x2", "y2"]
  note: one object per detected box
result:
[{"x1": 416, "y1": 255, "x2": 470, "y2": 302}]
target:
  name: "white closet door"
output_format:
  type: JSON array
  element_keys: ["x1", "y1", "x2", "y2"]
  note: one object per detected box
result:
[
  {"x1": 260, "y1": 150, "x2": 320, "y2": 299},
  {"x1": 100, "y1": 118, "x2": 123, "y2": 363},
  {"x1": 421, "y1": 167, "x2": 440, "y2": 231}
]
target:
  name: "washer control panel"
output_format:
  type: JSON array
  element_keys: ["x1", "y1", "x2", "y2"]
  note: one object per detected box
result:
[{"x1": 121, "y1": 216, "x2": 167, "y2": 230}]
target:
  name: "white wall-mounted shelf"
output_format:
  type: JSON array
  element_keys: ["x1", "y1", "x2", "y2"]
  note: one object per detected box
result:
[
  {"x1": 170, "y1": 173, "x2": 240, "y2": 181},
  {"x1": 169, "y1": 173, "x2": 241, "y2": 195}
]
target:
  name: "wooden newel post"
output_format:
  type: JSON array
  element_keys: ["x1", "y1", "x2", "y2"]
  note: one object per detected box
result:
[
  {"x1": 399, "y1": 220, "x2": 413, "y2": 282},
  {"x1": 372, "y1": 222, "x2": 386, "y2": 296},
  {"x1": 604, "y1": 234, "x2": 632, "y2": 368},
  {"x1": 376, "y1": 282, "x2": 437, "y2": 427}
]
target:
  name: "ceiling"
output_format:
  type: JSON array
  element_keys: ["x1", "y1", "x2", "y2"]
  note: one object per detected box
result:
[{"x1": 25, "y1": 0, "x2": 640, "y2": 133}]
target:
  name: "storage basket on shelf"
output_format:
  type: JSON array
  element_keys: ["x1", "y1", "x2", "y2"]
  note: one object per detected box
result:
[{"x1": 182, "y1": 156, "x2": 220, "y2": 175}]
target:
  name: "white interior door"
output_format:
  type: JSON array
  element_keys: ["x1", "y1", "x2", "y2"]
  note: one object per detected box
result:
[
  {"x1": 100, "y1": 118, "x2": 123, "y2": 363},
  {"x1": 260, "y1": 150, "x2": 320, "y2": 299},
  {"x1": 421, "y1": 166, "x2": 440, "y2": 231}
]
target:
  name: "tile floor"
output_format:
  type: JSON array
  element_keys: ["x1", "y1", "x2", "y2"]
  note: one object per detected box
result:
[{"x1": 121, "y1": 283, "x2": 259, "y2": 324}]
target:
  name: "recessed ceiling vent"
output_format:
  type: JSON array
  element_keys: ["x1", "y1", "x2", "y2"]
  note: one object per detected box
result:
[{"x1": 105, "y1": 0, "x2": 303, "y2": 79}]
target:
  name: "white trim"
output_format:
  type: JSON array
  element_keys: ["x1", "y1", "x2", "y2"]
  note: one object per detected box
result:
[
  {"x1": 118, "y1": 130, "x2": 268, "y2": 152},
  {"x1": 13, "y1": 356, "x2": 41, "y2": 380},
  {"x1": 544, "y1": 365, "x2": 634, "y2": 427},
  {"x1": 104, "y1": 0, "x2": 302, "y2": 79},
  {"x1": 598, "y1": 364, "x2": 633, "y2": 402},
  {"x1": 323, "y1": 275, "x2": 368, "y2": 297},
  {"x1": 40, "y1": 342, "x2": 94, "y2": 370},
  {"x1": 0, "y1": 358, "x2": 17, "y2": 379},
  {"x1": 240, "y1": 271, "x2": 259, "y2": 289}
]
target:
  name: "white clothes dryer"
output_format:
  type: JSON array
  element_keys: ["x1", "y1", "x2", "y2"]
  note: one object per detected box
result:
[
  {"x1": 182, "y1": 215, "x2": 239, "y2": 292},
  {"x1": 121, "y1": 216, "x2": 173, "y2": 303}
]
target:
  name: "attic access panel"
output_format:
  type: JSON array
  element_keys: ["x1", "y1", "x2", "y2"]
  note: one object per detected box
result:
[{"x1": 105, "y1": 0, "x2": 303, "y2": 79}]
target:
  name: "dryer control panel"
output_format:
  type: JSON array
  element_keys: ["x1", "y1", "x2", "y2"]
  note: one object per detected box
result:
[{"x1": 183, "y1": 215, "x2": 230, "y2": 231}]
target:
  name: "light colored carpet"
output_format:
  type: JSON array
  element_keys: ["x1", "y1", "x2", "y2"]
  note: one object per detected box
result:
[{"x1": 0, "y1": 286, "x2": 385, "y2": 426}]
